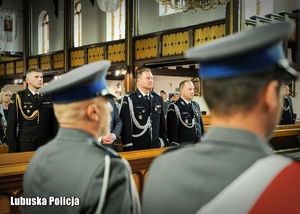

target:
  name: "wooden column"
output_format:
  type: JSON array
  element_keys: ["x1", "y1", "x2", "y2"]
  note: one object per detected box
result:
[
  {"x1": 23, "y1": 0, "x2": 31, "y2": 74},
  {"x1": 225, "y1": 0, "x2": 240, "y2": 35},
  {"x1": 124, "y1": 0, "x2": 135, "y2": 93},
  {"x1": 292, "y1": 9, "x2": 300, "y2": 66},
  {"x1": 63, "y1": 0, "x2": 72, "y2": 73}
]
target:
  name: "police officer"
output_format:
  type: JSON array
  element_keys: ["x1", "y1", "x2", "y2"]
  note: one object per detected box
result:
[
  {"x1": 6, "y1": 68, "x2": 58, "y2": 152},
  {"x1": 120, "y1": 68, "x2": 169, "y2": 151},
  {"x1": 23, "y1": 61, "x2": 140, "y2": 214},
  {"x1": 280, "y1": 84, "x2": 295, "y2": 125},
  {"x1": 142, "y1": 22, "x2": 298, "y2": 214},
  {"x1": 167, "y1": 80, "x2": 204, "y2": 145}
]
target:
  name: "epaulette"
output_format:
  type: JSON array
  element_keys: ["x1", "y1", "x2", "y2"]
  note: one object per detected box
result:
[
  {"x1": 150, "y1": 91, "x2": 160, "y2": 97},
  {"x1": 128, "y1": 91, "x2": 136, "y2": 97},
  {"x1": 11, "y1": 91, "x2": 22, "y2": 97},
  {"x1": 167, "y1": 102, "x2": 175, "y2": 110},
  {"x1": 192, "y1": 100, "x2": 200, "y2": 106},
  {"x1": 10, "y1": 91, "x2": 24, "y2": 104},
  {"x1": 16, "y1": 90, "x2": 25, "y2": 95},
  {"x1": 93, "y1": 140, "x2": 121, "y2": 158}
]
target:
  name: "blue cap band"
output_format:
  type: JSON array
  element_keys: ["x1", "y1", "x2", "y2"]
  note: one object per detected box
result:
[
  {"x1": 199, "y1": 44, "x2": 284, "y2": 78},
  {"x1": 52, "y1": 78, "x2": 107, "y2": 103}
]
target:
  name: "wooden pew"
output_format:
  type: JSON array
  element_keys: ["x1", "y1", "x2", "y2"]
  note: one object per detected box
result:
[
  {"x1": 202, "y1": 114, "x2": 300, "y2": 131},
  {"x1": 1, "y1": 126, "x2": 300, "y2": 213},
  {"x1": 275, "y1": 124, "x2": 300, "y2": 130},
  {"x1": 0, "y1": 152, "x2": 34, "y2": 214},
  {"x1": 202, "y1": 115, "x2": 211, "y2": 126},
  {"x1": 269, "y1": 128, "x2": 300, "y2": 157},
  {"x1": 0, "y1": 145, "x2": 8, "y2": 154}
]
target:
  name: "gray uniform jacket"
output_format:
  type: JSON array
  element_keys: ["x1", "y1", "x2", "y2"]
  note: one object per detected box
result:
[
  {"x1": 23, "y1": 128, "x2": 140, "y2": 214},
  {"x1": 142, "y1": 127, "x2": 273, "y2": 214}
]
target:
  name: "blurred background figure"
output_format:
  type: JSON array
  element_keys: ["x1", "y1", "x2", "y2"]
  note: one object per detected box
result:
[
  {"x1": 98, "y1": 85, "x2": 123, "y2": 150},
  {"x1": 110, "y1": 85, "x2": 122, "y2": 113},
  {"x1": 160, "y1": 90, "x2": 166, "y2": 97},
  {"x1": 0, "y1": 89, "x2": 12, "y2": 145},
  {"x1": 162, "y1": 92, "x2": 170, "y2": 116},
  {"x1": 280, "y1": 84, "x2": 295, "y2": 125}
]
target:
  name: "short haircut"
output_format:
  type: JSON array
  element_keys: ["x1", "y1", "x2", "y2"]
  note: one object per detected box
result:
[
  {"x1": 26, "y1": 68, "x2": 43, "y2": 77},
  {"x1": 136, "y1": 68, "x2": 151, "y2": 79},
  {"x1": 179, "y1": 80, "x2": 191, "y2": 90},
  {"x1": 203, "y1": 69, "x2": 284, "y2": 116}
]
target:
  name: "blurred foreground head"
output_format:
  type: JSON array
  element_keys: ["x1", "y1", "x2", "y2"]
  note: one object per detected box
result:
[
  {"x1": 40, "y1": 60, "x2": 115, "y2": 137},
  {"x1": 185, "y1": 22, "x2": 298, "y2": 137}
]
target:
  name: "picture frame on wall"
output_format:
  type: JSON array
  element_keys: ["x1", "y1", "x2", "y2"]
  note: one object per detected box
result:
[
  {"x1": 285, "y1": 79, "x2": 295, "y2": 97},
  {"x1": 191, "y1": 77, "x2": 201, "y2": 96}
]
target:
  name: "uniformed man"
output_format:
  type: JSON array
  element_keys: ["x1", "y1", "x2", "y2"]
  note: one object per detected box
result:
[
  {"x1": 167, "y1": 80, "x2": 204, "y2": 145},
  {"x1": 23, "y1": 60, "x2": 140, "y2": 214},
  {"x1": 6, "y1": 68, "x2": 58, "y2": 153},
  {"x1": 142, "y1": 22, "x2": 298, "y2": 214},
  {"x1": 120, "y1": 68, "x2": 169, "y2": 151}
]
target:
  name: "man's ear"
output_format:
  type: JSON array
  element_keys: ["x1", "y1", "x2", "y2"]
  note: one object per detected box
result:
[
  {"x1": 264, "y1": 80, "x2": 280, "y2": 112},
  {"x1": 86, "y1": 104, "x2": 100, "y2": 121}
]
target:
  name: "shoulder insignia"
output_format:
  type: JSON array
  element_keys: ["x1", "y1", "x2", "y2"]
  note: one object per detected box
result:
[
  {"x1": 192, "y1": 101, "x2": 200, "y2": 107},
  {"x1": 128, "y1": 92, "x2": 136, "y2": 97},
  {"x1": 151, "y1": 91, "x2": 159, "y2": 96},
  {"x1": 168, "y1": 103, "x2": 175, "y2": 109},
  {"x1": 16, "y1": 90, "x2": 25, "y2": 95}
]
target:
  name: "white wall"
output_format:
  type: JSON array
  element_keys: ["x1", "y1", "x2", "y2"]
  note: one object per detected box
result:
[{"x1": 2, "y1": 84, "x2": 23, "y2": 93}]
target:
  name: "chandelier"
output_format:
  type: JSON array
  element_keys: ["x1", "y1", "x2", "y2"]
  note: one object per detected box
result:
[{"x1": 156, "y1": 0, "x2": 230, "y2": 12}]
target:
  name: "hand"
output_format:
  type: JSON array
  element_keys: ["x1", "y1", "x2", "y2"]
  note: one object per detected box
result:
[{"x1": 101, "y1": 133, "x2": 116, "y2": 145}]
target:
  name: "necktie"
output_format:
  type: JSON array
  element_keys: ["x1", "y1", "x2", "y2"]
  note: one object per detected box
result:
[
  {"x1": 145, "y1": 95, "x2": 150, "y2": 105},
  {"x1": 34, "y1": 94, "x2": 39, "y2": 106}
]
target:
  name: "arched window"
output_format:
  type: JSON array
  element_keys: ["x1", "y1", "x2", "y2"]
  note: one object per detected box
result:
[
  {"x1": 74, "y1": 2, "x2": 82, "y2": 47},
  {"x1": 42, "y1": 13, "x2": 49, "y2": 53},
  {"x1": 107, "y1": 0, "x2": 125, "y2": 41}
]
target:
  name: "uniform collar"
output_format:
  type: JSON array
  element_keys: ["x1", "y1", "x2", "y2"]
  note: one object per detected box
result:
[
  {"x1": 181, "y1": 97, "x2": 191, "y2": 106},
  {"x1": 138, "y1": 88, "x2": 149, "y2": 97},
  {"x1": 28, "y1": 88, "x2": 39, "y2": 96}
]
